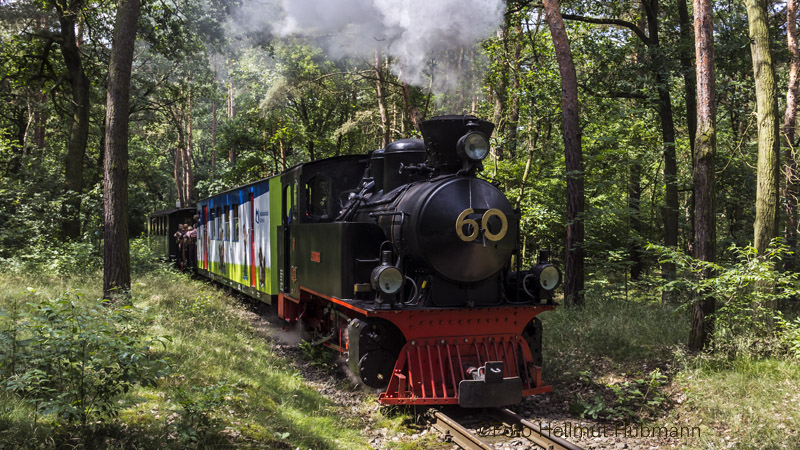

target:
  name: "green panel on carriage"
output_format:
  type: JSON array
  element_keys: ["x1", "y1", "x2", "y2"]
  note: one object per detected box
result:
[{"x1": 269, "y1": 176, "x2": 281, "y2": 295}]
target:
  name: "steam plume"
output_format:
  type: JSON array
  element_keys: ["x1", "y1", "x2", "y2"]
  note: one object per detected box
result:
[{"x1": 233, "y1": 0, "x2": 506, "y2": 88}]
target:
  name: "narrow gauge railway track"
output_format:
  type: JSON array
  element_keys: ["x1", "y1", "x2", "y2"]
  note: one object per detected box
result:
[{"x1": 429, "y1": 408, "x2": 585, "y2": 450}]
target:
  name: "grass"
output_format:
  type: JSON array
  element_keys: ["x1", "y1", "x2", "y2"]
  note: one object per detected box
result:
[
  {"x1": 670, "y1": 355, "x2": 800, "y2": 449},
  {"x1": 540, "y1": 294, "x2": 689, "y2": 381},
  {"x1": 3, "y1": 243, "x2": 799, "y2": 449},
  {"x1": 0, "y1": 263, "x2": 371, "y2": 449},
  {"x1": 535, "y1": 287, "x2": 800, "y2": 450}
]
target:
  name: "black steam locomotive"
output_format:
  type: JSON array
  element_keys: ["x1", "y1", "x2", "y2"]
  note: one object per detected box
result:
[{"x1": 153, "y1": 114, "x2": 560, "y2": 408}]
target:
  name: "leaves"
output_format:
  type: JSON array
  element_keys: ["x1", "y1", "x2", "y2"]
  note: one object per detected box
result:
[{"x1": 0, "y1": 290, "x2": 171, "y2": 426}]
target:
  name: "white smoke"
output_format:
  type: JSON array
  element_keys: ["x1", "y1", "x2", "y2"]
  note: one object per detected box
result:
[{"x1": 231, "y1": 0, "x2": 505, "y2": 88}]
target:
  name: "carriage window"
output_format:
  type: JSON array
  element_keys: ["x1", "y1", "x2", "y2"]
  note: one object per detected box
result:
[
  {"x1": 209, "y1": 209, "x2": 215, "y2": 239},
  {"x1": 217, "y1": 207, "x2": 223, "y2": 240},
  {"x1": 305, "y1": 176, "x2": 332, "y2": 219},
  {"x1": 221, "y1": 207, "x2": 227, "y2": 240},
  {"x1": 232, "y1": 204, "x2": 239, "y2": 241},
  {"x1": 283, "y1": 185, "x2": 292, "y2": 224},
  {"x1": 292, "y1": 181, "x2": 299, "y2": 222}
]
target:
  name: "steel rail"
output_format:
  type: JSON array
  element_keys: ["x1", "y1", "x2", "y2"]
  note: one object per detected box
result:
[
  {"x1": 496, "y1": 408, "x2": 586, "y2": 450},
  {"x1": 429, "y1": 409, "x2": 494, "y2": 450}
]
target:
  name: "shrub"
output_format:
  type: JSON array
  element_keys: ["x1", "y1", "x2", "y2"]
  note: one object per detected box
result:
[
  {"x1": 0, "y1": 290, "x2": 170, "y2": 426},
  {"x1": 648, "y1": 240, "x2": 800, "y2": 356},
  {"x1": 570, "y1": 369, "x2": 669, "y2": 421},
  {"x1": 171, "y1": 381, "x2": 235, "y2": 443}
]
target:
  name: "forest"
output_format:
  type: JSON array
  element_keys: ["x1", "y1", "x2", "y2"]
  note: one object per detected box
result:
[{"x1": 1, "y1": 0, "x2": 800, "y2": 448}]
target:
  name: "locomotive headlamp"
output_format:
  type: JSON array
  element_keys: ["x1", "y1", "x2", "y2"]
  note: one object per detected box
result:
[
  {"x1": 457, "y1": 131, "x2": 490, "y2": 162},
  {"x1": 533, "y1": 263, "x2": 561, "y2": 291},
  {"x1": 371, "y1": 265, "x2": 403, "y2": 294},
  {"x1": 371, "y1": 250, "x2": 404, "y2": 295}
]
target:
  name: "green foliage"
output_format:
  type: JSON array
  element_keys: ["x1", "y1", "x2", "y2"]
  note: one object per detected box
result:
[
  {"x1": 570, "y1": 369, "x2": 668, "y2": 421},
  {"x1": 776, "y1": 313, "x2": 800, "y2": 359},
  {"x1": 649, "y1": 241, "x2": 800, "y2": 356},
  {"x1": 0, "y1": 240, "x2": 101, "y2": 278},
  {"x1": 0, "y1": 290, "x2": 170, "y2": 427},
  {"x1": 298, "y1": 339, "x2": 338, "y2": 373},
  {"x1": 171, "y1": 381, "x2": 235, "y2": 443}
]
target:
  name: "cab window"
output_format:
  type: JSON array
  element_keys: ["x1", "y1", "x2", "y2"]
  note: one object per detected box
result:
[{"x1": 305, "y1": 175, "x2": 332, "y2": 220}]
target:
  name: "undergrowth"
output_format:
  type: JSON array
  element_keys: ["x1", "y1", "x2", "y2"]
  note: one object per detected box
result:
[{"x1": 0, "y1": 240, "x2": 370, "y2": 449}]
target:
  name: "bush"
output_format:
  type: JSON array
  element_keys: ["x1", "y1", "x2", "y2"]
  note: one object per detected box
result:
[
  {"x1": 0, "y1": 240, "x2": 102, "y2": 277},
  {"x1": 171, "y1": 381, "x2": 235, "y2": 443},
  {"x1": 776, "y1": 313, "x2": 800, "y2": 359},
  {"x1": 648, "y1": 240, "x2": 800, "y2": 356},
  {"x1": 0, "y1": 290, "x2": 170, "y2": 427},
  {"x1": 0, "y1": 237, "x2": 174, "y2": 279},
  {"x1": 570, "y1": 369, "x2": 669, "y2": 421}
]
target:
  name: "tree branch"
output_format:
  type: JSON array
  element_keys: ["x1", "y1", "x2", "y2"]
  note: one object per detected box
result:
[
  {"x1": 561, "y1": 13, "x2": 651, "y2": 45},
  {"x1": 578, "y1": 82, "x2": 647, "y2": 99}
]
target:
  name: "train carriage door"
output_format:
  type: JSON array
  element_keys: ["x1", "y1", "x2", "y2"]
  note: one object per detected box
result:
[
  {"x1": 202, "y1": 205, "x2": 209, "y2": 270},
  {"x1": 249, "y1": 192, "x2": 256, "y2": 287},
  {"x1": 281, "y1": 182, "x2": 293, "y2": 292}
]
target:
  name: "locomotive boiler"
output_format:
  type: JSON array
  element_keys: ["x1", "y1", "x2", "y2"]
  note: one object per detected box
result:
[{"x1": 186, "y1": 115, "x2": 560, "y2": 408}]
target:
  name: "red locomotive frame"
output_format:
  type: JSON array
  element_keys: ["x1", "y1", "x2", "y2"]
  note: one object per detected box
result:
[{"x1": 278, "y1": 287, "x2": 554, "y2": 406}]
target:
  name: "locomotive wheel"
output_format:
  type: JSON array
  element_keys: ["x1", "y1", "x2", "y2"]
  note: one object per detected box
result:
[
  {"x1": 522, "y1": 318, "x2": 543, "y2": 367},
  {"x1": 358, "y1": 350, "x2": 395, "y2": 388},
  {"x1": 348, "y1": 318, "x2": 404, "y2": 389}
]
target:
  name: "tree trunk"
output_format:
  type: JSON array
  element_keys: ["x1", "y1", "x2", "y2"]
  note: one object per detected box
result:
[
  {"x1": 33, "y1": 91, "x2": 46, "y2": 150},
  {"x1": 544, "y1": 0, "x2": 585, "y2": 306},
  {"x1": 629, "y1": 159, "x2": 643, "y2": 280},
  {"x1": 228, "y1": 78, "x2": 236, "y2": 163},
  {"x1": 401, "y1": 82, "x2": 420, "y2": 131},
  {"x1": 172, "y1": 102, "x2": 186, "y2": 207},
  {"x1": 492, "y1": 25, "x2": 509, "y2": 161},
  {"x1": 375, "y1": 50, "x2": 390, "y2": 147},
  {"x1": 174, "y1": 146, "x2": 184, "y2": 207},
  {"x1": 185, "y1": 83, "x2": 195, "y2": 204},
  {"x1": 515, "y1": 117, "x2": 540, "y2": 209},
  {"x1": 642, "y1": 0, "x2": 680, "y2": 303},
  {"x1": 785, "y1": 0, "x2": 800, "y2": 269},
  {"x1": 279, "y1": 139, "x2": 286, "y2": 171},
  {"x1": 746, "y1": 0, "x2": 781, "y2": 254},
  {"x1": 103, "y1": 0, "x2": 140, "y2": 300},
  {"x1": 507, "y1": 24, "x2": 523, "y2": 160},
  {"x1": 689, "y1": 0, "x2": 717, "y2": 351},
  {"x1": 678, "y1": 0, "x2": 697, "y2": 254},
  {"x1": 55, "y1": 0, "x2": 91, "y2": 240}
]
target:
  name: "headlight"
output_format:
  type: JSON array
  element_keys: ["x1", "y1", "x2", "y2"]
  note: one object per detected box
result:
[
  {"x1": 533, "y1": 264, "x2": 561, "y2": 291},
  {"x1": 371, "y1": 265, "x2": 403, "y2": 294},
  {"x1": 457, "y1": 131, "x2": 490, "y2": 161}
]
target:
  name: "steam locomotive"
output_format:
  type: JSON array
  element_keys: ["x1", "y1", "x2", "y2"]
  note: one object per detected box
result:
[{"x1": 149, "y1": 115, "x2": 560, "y2": 407}]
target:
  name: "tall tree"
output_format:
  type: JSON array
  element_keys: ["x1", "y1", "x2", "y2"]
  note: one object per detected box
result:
[
  {"x1": 678, "y1": 0, "x2": 698, "y2": 253},
  {"x1": 644, "y1": 0, "x2": 680, "y2": 304},
  {"x1": 228, "y1": 77, "x2": 236, "y2": 162},
  {"x1": 53, "y1": 0, "x2": 91, "y2": 239},
  {"x1": 689, "y1": 0, "x2": 716, "y2": 351},
  {"x1": 559, "y1": 1, "x2": 680, "y2": 302},
  {"x1": 746, "y1": 0, "x2": 780, "y2": 254},
  {"x1": 374, "y1": 50, "x2": 390, "y2": 148},
  {"x1": 103, "y1": 0, "x2": 141, "y2": 299},
  {"x1": 784, "y1": 0, "x2": 800, "y2": 268},
  {"x1": 543, "y1": 0, "x2": 584, "y2": 306}
]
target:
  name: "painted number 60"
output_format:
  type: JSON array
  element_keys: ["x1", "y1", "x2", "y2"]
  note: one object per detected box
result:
[{"x1": 455, "y1": 208, "x2": 509, "y2": 242}]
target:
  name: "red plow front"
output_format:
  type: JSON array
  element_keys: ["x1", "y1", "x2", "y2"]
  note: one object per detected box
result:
[{"x1": 372, "y1": 305, "x2": 555, "y2": 407}]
